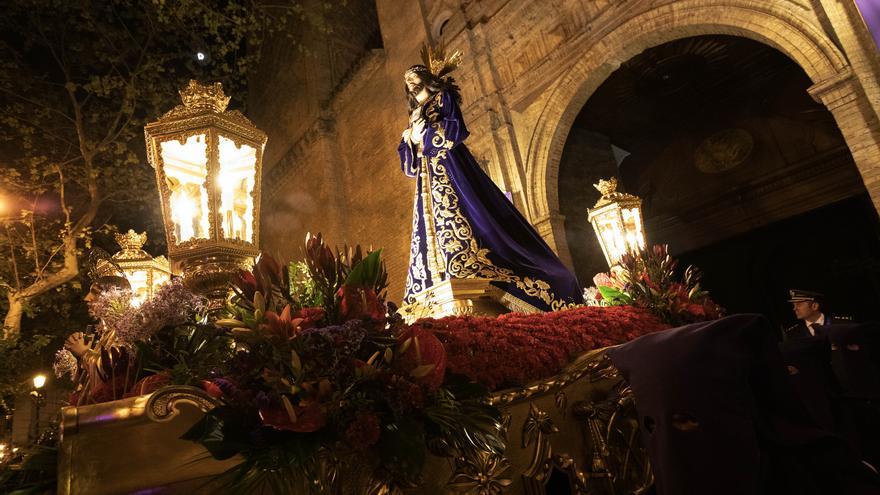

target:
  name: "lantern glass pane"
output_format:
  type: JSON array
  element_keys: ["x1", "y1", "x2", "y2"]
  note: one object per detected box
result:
[
  {"x1": 153, "y1": 271, "x2": 171, "y2": 289},
  {"x1": 594, "y1": 209, "x2": 627, "y2": 266},
  {"x1": 622, "y1": 207, "x2": 646, "y2": 253},
  {"x1": 217, "y1": 135, "x2": 256, "y2": 242},
  {"x1": 159, "y1": 134, "x2": 210, "y2": 243},
  {"x1": 126, "y1": 269, "x2": 150, "y2": 307}
]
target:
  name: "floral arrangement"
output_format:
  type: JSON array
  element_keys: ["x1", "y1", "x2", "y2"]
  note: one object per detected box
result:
[
  {"x1": 53, "y1": 278, "x2": 214, "y2": 387},
  {"x1": 415, "y1": 306, "x2": 667, "y2": 390},
  {"x1": 183, "y1": 234, "x2": 504, "y2": 493},
  {"x1": 584, "y1": 244, "x2": 723, "y2": 326}
]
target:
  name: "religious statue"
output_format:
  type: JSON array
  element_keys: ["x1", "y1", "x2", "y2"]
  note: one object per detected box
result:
[
  {"x1": 60, "y1": 249, "x2": 136, "y2": 406},
  {"x1": 398, "y1": 45, "x2": 583, "y2": 311}
]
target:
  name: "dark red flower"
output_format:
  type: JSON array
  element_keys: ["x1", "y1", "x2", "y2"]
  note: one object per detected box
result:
[
  {"x1": 292, "y1": 306, "x2": 325, "y2": 330},
  {"x1": 255, "y1": 254, "x2": 284, "y2": 286},
  {"x1": 259, "y1": 399, "x2": 326, "y2": 432},
  {"x1": 201, "y1": 380, "x2": 223, "y2": 398},
  {"x1": 336, "y1": 284, "x2": 385, "y2": 324},
  {"x1": 233, "y1": 269, "x2": 258, "y2": 301},
  {"x1": 395, "y1": 326, "x2": 447, "y2": 391},
  {"x1": 344, "y1": 412, "x2": 381, "y2": 450}
]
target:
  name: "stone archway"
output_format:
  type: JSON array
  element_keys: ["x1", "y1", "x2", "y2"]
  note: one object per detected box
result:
[{"x1": 524, "y1": 0, "x2": 878, "y2": 262}]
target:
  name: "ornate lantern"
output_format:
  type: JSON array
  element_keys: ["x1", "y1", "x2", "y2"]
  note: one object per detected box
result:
[
  {"x1": 587, "y1": 177, "x2": 646, "y2": 268},
  {"x1": 111, "y1": 230, "x2": 172, "y2": 306},
  {"x1": 144, "y1": 80, "x2": 266, "y2": 306}
]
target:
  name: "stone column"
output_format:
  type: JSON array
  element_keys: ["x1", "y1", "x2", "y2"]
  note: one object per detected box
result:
[
  {"x1": 809, "y1": 69, "x2": 880, "y2": 215},
  {"x1": 462, "y1": 18, "x2": 532, "y2": 218}
]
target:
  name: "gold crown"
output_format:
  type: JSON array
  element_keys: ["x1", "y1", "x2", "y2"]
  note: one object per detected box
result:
[
  {"x1": 591, "y1": 177, "x2": 641, "y2": 208},
  {"x1": 113, "y1": 230, "x2": 149, "y2": 260},
  {"x1": 594, "y1": 177, "x2": 619, "y2": 197},
  {"x1": 179, "y1": 80, "x2": 230, "y2": 113}
]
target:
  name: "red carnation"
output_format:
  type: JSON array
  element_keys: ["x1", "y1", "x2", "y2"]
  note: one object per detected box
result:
[{"x1": 344, "y1": 412, "x2": 381, "y2": 450}]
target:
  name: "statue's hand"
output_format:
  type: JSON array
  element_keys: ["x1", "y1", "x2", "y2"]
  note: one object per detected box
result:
[
  {"x1": 65, "y1": 332, "x2": 89, "y2": 358},
  {"x1": 410, "y1": 118, "x2": 426, "y2": 142}
]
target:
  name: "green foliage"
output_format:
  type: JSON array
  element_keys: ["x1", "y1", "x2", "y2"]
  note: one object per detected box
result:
[
  {"x1": 136, "y1": 324, "x2": 234, "y2": 386},
  {"x1": 288, "y1": 260, "x2": 322, "y2": 308},
  {"x1": 597, "y1": 285, "x2": 633, "y2": 306},
  {"x1": 0, "y1": 0, "x2": 311, "y2": 338},
  {"x1": 596, "y1": 245, "x2": 722, "y2": 325},
  {"x1": 0, "y1": 334, "x2": 52, "y2": 405}
]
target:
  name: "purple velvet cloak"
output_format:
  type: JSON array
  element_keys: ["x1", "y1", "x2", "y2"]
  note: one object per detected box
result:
[{"x1": 397, "y1": 90, "x2": 582, "y2": 311}]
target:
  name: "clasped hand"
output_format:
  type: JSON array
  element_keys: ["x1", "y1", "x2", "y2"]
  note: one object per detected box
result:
[{"x1": 64, "y1": 332, "x2": 90, "y2": 358}]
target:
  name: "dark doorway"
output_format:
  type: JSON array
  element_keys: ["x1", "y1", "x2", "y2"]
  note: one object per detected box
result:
[{"x1": 558, "y1": 35, "x2": 880, "y2": 327}]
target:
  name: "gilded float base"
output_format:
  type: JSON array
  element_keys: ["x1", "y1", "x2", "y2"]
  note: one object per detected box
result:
[
  {"x1": 57, "y1": 387, "x2": 239, "y2": 495},
  {"x1": 398, "y1": 278, "x2": 538, "y2": 323},
  {"x1": 57, "y1": 350, "x2": 651, "y2": 495}
]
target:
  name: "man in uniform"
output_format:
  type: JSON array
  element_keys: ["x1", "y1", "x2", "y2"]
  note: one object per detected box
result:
[{"x1": 784, "y1": 289, "x2": 836, "y2": 340}]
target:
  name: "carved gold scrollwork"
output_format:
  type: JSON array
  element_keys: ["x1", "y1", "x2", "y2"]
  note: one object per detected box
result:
[
  {"x1": 521, "y1": 403, "x2": 561, "y2": 494},
  {"x1": 448, "y1": 449, "x2": 514, "y2": 494},
  {"x1": 145, "y1": 385, "x2": 219, "y2": 423},
  {"x1": 555, "y1": 390, "x2": 567, "y2": 418},
  {"x1": 573, "y1": 386, "x2": 653, "y2": 495}
]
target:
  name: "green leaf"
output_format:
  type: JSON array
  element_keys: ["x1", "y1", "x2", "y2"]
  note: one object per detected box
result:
[
  {"x1": 344, "y1": 249, "x2": 382, "y2": 287},
  {"x1": 597, "y1": 285, "x2": 632, "y2": 305}
]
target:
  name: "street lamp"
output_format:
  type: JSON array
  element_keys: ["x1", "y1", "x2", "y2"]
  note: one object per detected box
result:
[
  {"x1": 587, "y1": 177, "x2": 647, "y2": 268},
  {"x1": 111, "y1": 230, "x2": 172, "y2": 306},
  {"x1": 144, "y1": 80, "x2": 267, "y2": 308},
  {"x1": 29, "y1": 374, "x2": 46, "y2": 444}
]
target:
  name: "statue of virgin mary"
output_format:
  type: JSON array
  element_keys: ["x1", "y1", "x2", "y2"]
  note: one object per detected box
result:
[{"x1": 398, "y1": 45, "x2": 583, "y2": 312}]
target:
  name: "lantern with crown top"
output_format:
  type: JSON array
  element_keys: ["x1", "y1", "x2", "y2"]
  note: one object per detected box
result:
[
  {"x1": 111, "y1": 230, "x2": 172, "y2": 306},
  {"x1": 587, "y1": 177, "x2": 647, "y2": 268},
  {"x1": 144, "y1": 80, "x2": 267, "y2": 307}
]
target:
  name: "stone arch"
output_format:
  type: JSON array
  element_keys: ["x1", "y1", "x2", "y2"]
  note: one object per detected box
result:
[{"x1": 525, "y1": 0, "x2": 853, "y2": 259}]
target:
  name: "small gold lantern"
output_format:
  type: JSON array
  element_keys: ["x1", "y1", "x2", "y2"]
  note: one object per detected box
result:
[
  {"x1": 144, "y1": 81, "x2": 267, "y2": 306},
  {"x1": 111, "y1": 230, "x2": 172, "y2": 306},
  {"x1": 587, "y1": 177, "x2": 646, "y2": 268}
]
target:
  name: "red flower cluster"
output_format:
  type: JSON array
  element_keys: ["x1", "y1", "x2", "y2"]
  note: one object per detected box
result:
[
  {"x1": 336, "y1": 285, "x2": 385, "y2": 324},
  {"x1": 263, "y1": 305, "x2": 326, "y2": 339},
  {"x1": 412, "y1": 306, "x2": 667, "y2": 391},
  {"x1": 344, "y1": 412, "x2": 382, "y2": 450},
  {"x1": 394, "y1": 326, "x2": 447, "y2": 391}
]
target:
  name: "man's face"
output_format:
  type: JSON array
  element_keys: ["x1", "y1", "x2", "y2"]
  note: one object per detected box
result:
[
  {"x1": 792, "y1": 300, "x2": 820, "y2": 320},
  {"x1": 404, "y1": 72, "x2": 423, "y2": 94}
]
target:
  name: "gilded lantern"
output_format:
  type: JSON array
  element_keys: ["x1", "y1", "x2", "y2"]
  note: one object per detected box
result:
[
  {"x1": 587, "y1": 177, "x2": 646, "y2": 268},
  {"x1": 144, "y1": 80, "x2": 266, "y2": 305},
  {"x1": 111, "y1": 230, "x2": 172, "y2": 306}
]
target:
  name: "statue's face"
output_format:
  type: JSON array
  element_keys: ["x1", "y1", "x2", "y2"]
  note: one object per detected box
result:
[
  {"x1": 404, "y1": 72, "x2": 423, "y2": 94},
  {"x1": 84, "y1": 283, "x2": 102, "y2": 303}
]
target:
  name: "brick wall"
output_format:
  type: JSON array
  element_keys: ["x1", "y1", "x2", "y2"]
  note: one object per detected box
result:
[{"x1": 254, "y1": 0, "x2": 880, "y2": 301}]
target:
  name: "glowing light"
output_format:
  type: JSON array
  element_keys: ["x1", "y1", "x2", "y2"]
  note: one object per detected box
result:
[
  {"x1": 159, "y1": 134, "x2": 209, "y2": 243},
  {"x1": 217, "y1": 136, "x2": 256, "y2": 242},
  {"x1": 588, "y1": 178, "x2": 647, "y2": 268},
  {"x1": 32, "y1": 374, "x2": 46, "y2": 389},
  {"x1": 196, "y1": 52, "x2": 206, "y2": 61}
]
